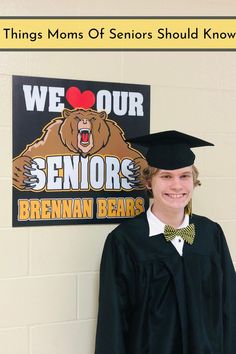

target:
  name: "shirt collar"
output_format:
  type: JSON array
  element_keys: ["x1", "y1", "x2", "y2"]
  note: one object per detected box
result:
[{"x1": 147, "y1": 205, "x2": 189, "y2": 237}]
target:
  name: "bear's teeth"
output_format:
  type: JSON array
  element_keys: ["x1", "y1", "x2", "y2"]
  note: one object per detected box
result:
[{"x1": 80, "y1": 129, "x2": 91, "y2": 144}]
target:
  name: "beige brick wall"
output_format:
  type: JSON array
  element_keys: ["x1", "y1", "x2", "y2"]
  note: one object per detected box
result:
[{"x1": 1, "y1": 2, "x2": 236, "y2": 354}]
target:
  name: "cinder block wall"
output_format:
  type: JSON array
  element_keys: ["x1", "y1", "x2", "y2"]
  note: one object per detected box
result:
[{"x1": 1, "y1": 2, "x2": 236, "y2": 354}]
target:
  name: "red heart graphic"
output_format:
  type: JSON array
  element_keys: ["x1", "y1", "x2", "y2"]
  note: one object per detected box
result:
[{"x1": 66, "y1": 87, "x2": 95, "y2": 109}]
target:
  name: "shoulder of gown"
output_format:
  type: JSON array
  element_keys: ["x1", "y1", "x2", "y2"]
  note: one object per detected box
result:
[{"x1": 109, "y1": 212, "x2": 149, "y2": 241}]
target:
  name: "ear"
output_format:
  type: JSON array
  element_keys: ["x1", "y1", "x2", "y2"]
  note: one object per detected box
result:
[
  {"x1": 62, "y1": 108, "x2": 71, "y2": 119},
  {"x1": 98, "y1": 111, "x2": 108, "y2": 120}
]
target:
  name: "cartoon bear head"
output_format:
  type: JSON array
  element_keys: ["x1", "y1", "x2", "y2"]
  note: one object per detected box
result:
[{"x1": 59, "y1": 108, "x2": 111, "y2": 156}]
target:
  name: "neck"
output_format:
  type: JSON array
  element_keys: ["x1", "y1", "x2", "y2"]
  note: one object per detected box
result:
[{"x1": 151, "y1": 203, "x2": 185, "y2": 228}]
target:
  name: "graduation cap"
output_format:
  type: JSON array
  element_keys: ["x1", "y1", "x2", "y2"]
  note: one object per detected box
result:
[{"x1": 127, "y1": 130, "x2": 214, "y2": 170}]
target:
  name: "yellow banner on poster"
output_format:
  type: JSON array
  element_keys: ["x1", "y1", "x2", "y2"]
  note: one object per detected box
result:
[{"x1": 1, "y1": 18, "x2": 236, "y2": 50}]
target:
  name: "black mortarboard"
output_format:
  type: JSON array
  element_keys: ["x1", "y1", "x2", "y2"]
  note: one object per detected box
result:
[{"x1": 127, "y1": 130, "x2": 214, "y2": 170}]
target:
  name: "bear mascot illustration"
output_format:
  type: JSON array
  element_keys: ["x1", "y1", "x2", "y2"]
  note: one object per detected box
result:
[{"x1": 13, "y1": 108, "x2": 148, "y2": 191}]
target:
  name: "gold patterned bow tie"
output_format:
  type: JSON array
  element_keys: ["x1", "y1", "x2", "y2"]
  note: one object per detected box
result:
[{"x1": 164, "y1": 224, "x2": 195, "y2": 245}]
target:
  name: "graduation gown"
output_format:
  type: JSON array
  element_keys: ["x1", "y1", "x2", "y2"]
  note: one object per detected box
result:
[{"x1": 95, "y1": 213, "x2": 236, "y2": 354}]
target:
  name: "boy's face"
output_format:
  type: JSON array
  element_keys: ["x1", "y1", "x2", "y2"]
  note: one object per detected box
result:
[{"x1": 149, "y1": 166, "x2": 194, "y2": 213}]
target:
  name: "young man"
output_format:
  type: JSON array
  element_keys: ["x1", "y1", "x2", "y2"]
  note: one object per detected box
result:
[{"x1": 95, "y1": 130, "x2": 236, "y2": 354}]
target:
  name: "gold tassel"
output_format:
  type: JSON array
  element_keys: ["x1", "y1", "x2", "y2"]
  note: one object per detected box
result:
[{"x1": 185, "y1": 199, "x2": 192, "y2": 216}]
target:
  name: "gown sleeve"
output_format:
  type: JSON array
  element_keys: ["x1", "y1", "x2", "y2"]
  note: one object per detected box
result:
[
  {"x1": 217, "y1": 223, "x2": 236, "y2": 354},
  {"x1": 95, "y1": 231, "x2": 135, "y2": 354}
]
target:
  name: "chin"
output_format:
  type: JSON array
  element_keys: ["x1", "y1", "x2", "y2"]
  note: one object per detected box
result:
[{"x1": 165, "y1": 200, "x2": 190, "y2": 211}]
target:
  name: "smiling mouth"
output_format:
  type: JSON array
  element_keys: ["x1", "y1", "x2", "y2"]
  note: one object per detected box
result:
[
  {"x1": 79, "y1": 129, "x2": 91, "y2": 145},
  {"x1": 165, "y1": 193, "x2": 187, "y2": 199}
]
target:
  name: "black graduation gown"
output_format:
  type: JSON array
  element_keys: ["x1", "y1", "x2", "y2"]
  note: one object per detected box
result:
[{"x1": 95, "y1": 213, "x2": 236, "y2": 354}]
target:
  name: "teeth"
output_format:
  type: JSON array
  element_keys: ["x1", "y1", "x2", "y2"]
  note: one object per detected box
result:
[
  {"x1": 166, "y1": 194, "x2": 185, "y2": 199},
  {"x1": 80, "y1": 129, "x2": 91, "y2": 134},
  {"x1": 80, "y1": 129, "x2": 91, "y2": 145}
]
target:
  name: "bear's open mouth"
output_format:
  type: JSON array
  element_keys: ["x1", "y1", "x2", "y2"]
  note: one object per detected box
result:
[{"x1": 80, "y1": 129, "x2": 91, "y2": 145}]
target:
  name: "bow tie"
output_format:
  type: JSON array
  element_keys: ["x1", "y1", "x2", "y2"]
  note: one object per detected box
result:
[{"x1": 164, "y1": 224, "x2": 195, "y2": 245}]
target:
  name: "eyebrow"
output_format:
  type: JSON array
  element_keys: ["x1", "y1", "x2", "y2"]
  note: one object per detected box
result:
[
  {"x1": 180, "y1": 171, "x2": 193, "y2": 175},
  {"x1": 158, "y1": 170, "x2": 193, "y2": 176},
  {"x1": 158, "y1": 171, "x2": 174, "y2": 176}
]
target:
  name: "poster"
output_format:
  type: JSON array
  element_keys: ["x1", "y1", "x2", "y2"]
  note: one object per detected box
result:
[{"x1": 12, "y1": 75, "x2": 150, "y2": 226}]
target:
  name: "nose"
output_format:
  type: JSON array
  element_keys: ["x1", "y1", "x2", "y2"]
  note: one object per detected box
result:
[{"x1": 170, "y1": 177, "x2": 183, "y2": 191}]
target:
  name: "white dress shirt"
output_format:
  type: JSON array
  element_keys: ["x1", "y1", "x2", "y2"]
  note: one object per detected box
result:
[{"x1": 146, "y1": 205, "x2": 189, "y2": 256}]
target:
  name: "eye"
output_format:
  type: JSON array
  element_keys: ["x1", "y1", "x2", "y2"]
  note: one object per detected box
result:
[
  {"x1": 161, "y1": 175, "x2": 171, "y2": 179},
  {"x1": 181, "y1": 174, "x2": 192, "y2": 179}
]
